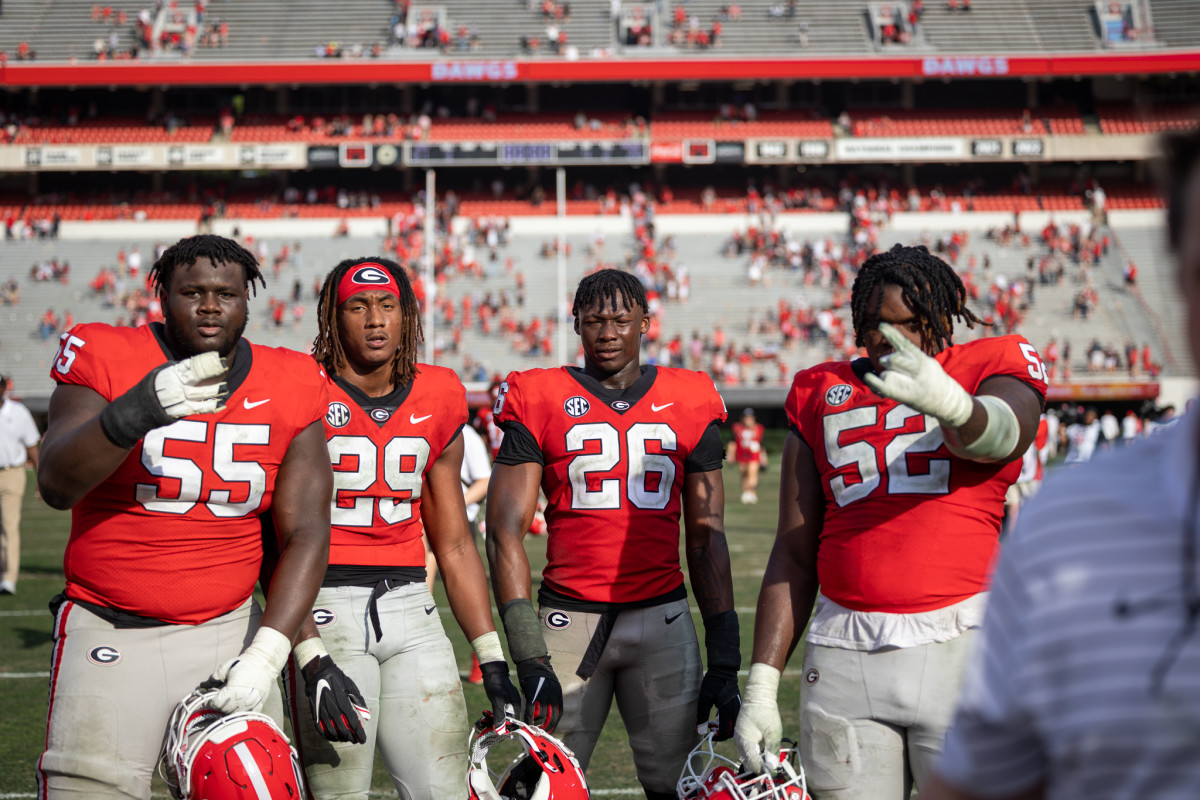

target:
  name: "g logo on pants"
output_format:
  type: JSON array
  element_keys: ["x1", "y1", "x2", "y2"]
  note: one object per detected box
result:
[
  {"x1": 545, "y1": 610, "x2": 572, "y2": 630},
  {"x1": 87, "y1": 646, "x2": 121, "y2": 666}
]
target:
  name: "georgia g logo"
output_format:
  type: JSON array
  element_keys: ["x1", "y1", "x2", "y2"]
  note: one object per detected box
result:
[
  {"x1": 88, "y1": 646, "x2": 122, "y2": 666},
  {"x1": 326, "y1": 401, "x2": 351, "y2": 428},
  {"x1": 350, "y1": 264, "x2": 391, "y2": 285}
]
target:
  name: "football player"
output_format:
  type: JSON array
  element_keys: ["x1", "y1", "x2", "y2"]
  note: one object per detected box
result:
[
  {"x1": 734, "y1": 244, "x2": 1047, "y2": 800},
  {"x1": 486, "y1": 268, "x2": 741, "y2": 800},
  {"x1": 728, "y1": 407, "x2": 766, "y2": 504},
  {"x1": 283, "y1": 258, "x2": 519, "y2": 800},
  {"x1": 36, "y1": 235, "x2": 333, "y2": 799}
]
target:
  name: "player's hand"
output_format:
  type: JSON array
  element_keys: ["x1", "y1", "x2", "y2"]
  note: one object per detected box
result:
[
  {"x1": 479, "y1": 660, "x2": 522, "y2": 726},
  {"x1": 301, "y1": 654, "x2": 370, "y2": 744},
  {"x1": 205, "y1": 627, "x2": 290, "y2": 715},
  {"x1": 515, "y1": 655, "x2": 563, "y2": 732},
  {"x1": 862, "y1": 322, "x2": 974, "y2": 428},
  {"x1": 100, "y1": 351, "x2": 230, "y2": 448},
  {"x1": 734, "y1": 663, "x2": 783, "y2": 774},
  {"x1": 696, "y1": 668, "x2": 741, "y2": 741}
]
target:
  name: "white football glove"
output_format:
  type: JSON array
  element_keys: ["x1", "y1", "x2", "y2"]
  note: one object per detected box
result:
[
  {"x1": 734, "y1": 663, "x2": 783, "y2": 774},
  {"x1": 155, "y1": 351, "x2": 230, "y2": 417},
  {"x1": 99, "y1": 350, "x2": 230, "y2": 449},
  {"x1": 206, "y1": 626, "x2": 291, "y2": 714},
  {"x1": 862, "y1": 322, "x2": 974, "y2": 428}
]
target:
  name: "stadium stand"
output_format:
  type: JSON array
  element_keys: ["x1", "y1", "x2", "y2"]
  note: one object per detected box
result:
[{"x1": 1146, "y1": 0, "x2": 1200, "y2": 50}]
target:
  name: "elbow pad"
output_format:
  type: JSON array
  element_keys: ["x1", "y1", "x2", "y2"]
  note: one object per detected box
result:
[{"x1": 945, "y1": 395, "x2": 1021, "y2": 463}]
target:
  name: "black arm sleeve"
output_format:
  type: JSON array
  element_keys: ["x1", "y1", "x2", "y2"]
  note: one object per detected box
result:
[
  {"x1": 684, "y1": 421, "x2": 726, "y2": 473},
  {"x1": 494, "y1": 420, "x2": 545, "y2": 466}
]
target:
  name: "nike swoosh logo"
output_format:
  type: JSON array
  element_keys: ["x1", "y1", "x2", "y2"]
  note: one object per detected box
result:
[
  {"x1": 410, "y1": 413, "x2": 433, "y2": 424},
  {"x1": 315, "y1": 678, "x2": 331, "y2": 710},
  {"x1": 651, "y1": 402, "x2": 674, "y2": 412},
  {"x1": 424, "y1": 605, "x2": 436, "y2": 615},
  {"x1": 243, "y1": 398, "x2": 271, "y2": 409},
  {"x1": 665, "y1": 611, "x2": 684, "y2": 624},
  {"x1": 532, "y1": 676, "x2": 545, "y2": 701}
]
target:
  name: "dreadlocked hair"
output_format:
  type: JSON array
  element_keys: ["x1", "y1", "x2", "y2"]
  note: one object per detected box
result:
[
  {"x1": 571, "y1": 268, "x2": 648, "y2": 317},
  {"x1": 850, "y1": 243, "x2": 986, "y2": 351},
  {"x1": 312, "y1": 257, "x2": 422, "y2": 388},
  {"x1": 150, "y1": 234, "x2": 265, "y2": 297}
]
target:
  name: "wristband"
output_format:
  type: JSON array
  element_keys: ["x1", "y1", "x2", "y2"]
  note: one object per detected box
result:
[
  {"x1": 744, "y1": 662, "x2": 781, "y2": 701},
  {"x1": 471, "y1": 631, "x2": 506, "y2": 664},
  {"x1": 702, "y1": 609, "x2": 741, "y2": 673},
  {"x1": 246, "y1": 626, "x2": 293, "y2": 675},
  {"x1": 499, "y1": 598, "x2": 548, "y2": 663},
  {"x1": 293, "y1": 637, "x2": 328, "y2": 669},
  {"x1": 945, "y1": 395, "x2": 1021, "y2": 463}
]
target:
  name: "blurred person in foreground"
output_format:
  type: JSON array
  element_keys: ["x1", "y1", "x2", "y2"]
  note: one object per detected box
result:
[
  {"x1": 734, "y1": 244, "x2": 1046, "y2": 799},
  {"x1": 487, "y1": 268, "x2": 740, "y2": 800},
  {"x1": 36, "y1": 235, "x2": 333, "y2": 798},
  {"x1": 285, "y1": 258, "x2": 518, "y2": 799},
  {"x1": 923, "y1": 126, "x2": 1200, "y2": 800}
]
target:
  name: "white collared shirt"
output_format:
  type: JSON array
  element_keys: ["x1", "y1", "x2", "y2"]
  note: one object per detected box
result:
[{"x1": 0, "y1": 396, "x2": 38, "y2": 468}]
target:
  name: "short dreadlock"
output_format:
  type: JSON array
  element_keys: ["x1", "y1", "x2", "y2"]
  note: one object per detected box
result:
[
  {"x1": 312, "y1": 257, "x2": 422, "y2": 388},
  {"x1": 571, "y1": 268, "x2": 648, "y2": 318},
  {"x1": 851, "y1": 244, "x2": 986, "y2": 352},
  {"x1": 150, "y1": 234, "x2": 265, "y2": 297}
]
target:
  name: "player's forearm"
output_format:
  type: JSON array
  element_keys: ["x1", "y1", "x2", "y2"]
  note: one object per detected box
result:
[
  {"x1": 260, "y1": 526, "x2": 328, "y2": 641},
  {"x1": 486, "y1": 525, "x2": 534, "y2": 605},
  {"x1": 685, "y1": 527, "x2": 736, "y2": 619},
  {"x1": 750, "y1": 556, "x2": 818, "y2": 670},
  {"x1": 437, "y1": 541, "x2": 500, "y2": 641}
]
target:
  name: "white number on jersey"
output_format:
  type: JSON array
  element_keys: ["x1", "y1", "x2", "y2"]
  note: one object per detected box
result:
[
  {"x1": 137, "y1": 421, "x2": 269, "y2": 515},
  {"x1": 566, "y1": 422, "x2": 678, "y2": 510},
  {"x1": 823, "y1": 406, "x2": 950, "y2": 507},
  {"x1": 327, "y1": 435, "x2": 431, "y2": 527},
  {"x1": 53, "y1": 333, "x2": 86, "y2": 376}
]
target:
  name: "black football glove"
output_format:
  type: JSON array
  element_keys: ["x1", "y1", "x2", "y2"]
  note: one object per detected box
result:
[
  {"x1": 515, "y1": 655, "x2": 563, "y2": 733},
  {"x1": 697, "y1": 668, "x2": 742, "y2": 740},
  {"x1": 697, "y1": 610, "x2": 742, "y2": 741},
  {"x1": 478, "y1": 661, "x2": 523, "y2": 727},
  {"x1": 301, "y1": 655, "x2": 370, "y2": 744}
]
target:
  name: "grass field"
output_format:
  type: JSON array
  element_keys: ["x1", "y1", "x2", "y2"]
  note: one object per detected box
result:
[{"x1": 0, "y1": 431, "x2": 796, "y2": 798}]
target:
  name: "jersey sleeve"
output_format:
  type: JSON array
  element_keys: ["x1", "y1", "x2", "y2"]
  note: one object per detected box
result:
[
  {"x1": 48, "y1": 323, "x2": 132, "y2": 400},
  {"x1": 783, "y1": 367, "x2": 821, "y2": 447},
  {"x1": 684, "y1": 422, "x2": 725, "y2": 472},
  {"x1": 954, "y1": 335, "x2": 1049, "y2": 401},
  {"x1": 493, "y1": 370, "x2": 527, "y2": 428}
]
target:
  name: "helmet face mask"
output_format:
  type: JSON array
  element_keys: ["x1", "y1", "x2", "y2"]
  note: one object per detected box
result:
[
  {"x1": 160, "y1": 689, "x2": 306, "y2": 800},
  {"x1": 677, "y1": 729, "x2": 809, "y2": 800},
  {"x1": 467, "y1": 712, "x2": 590, "y2": 800}
]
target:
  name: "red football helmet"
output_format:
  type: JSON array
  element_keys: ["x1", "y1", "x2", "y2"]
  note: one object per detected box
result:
[
  {"x1": 467, "y1": 711, "x2": 590, "y2": 800},
  {"x1": 677, "y1": 728, "x2": 809, "y2": 800},
  {"x1": 160, "y1": 689, "x2": 306, "y2": 800}
]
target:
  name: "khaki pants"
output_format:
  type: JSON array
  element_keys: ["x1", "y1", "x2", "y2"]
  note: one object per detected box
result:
[
  {"x1": 799, "y1": 631, "x2": 978, "y2": 800},
  {"x1": 541, "y1": 598, "x2": 703, "y2": 794},
  {"x1": 38, "y1": 598, "x2": 277, "y2": 799},
  {"x1": 0, "y1": 465, "x2": 25, "y2": 585}
]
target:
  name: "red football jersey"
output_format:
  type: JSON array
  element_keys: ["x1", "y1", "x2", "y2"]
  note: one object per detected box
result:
[
  {"x1": 731, "y1": 421, "x2": 765, "y2": 463},
  {"x1": 495, "y1": 365, "x2": 727, "y2": 603},
  {"x1": 785, "y1": 334, "x2": 1048, "y2": 614},
  {"x1": 323, "y1": 364, "x2": 466, "y2": 567},
  {"x1": 50, "y1": 323, "x2": 328, "y2": 624}
]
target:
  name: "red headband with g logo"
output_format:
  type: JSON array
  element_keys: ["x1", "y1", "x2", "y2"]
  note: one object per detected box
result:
[{"x1": 336, "y1": 263, "x2": 401, "y2": 306}]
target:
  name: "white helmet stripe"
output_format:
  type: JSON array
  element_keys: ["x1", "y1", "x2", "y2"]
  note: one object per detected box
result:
[{"x1": 233, "y1": 741, "x2": 275, "y2": 798}]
